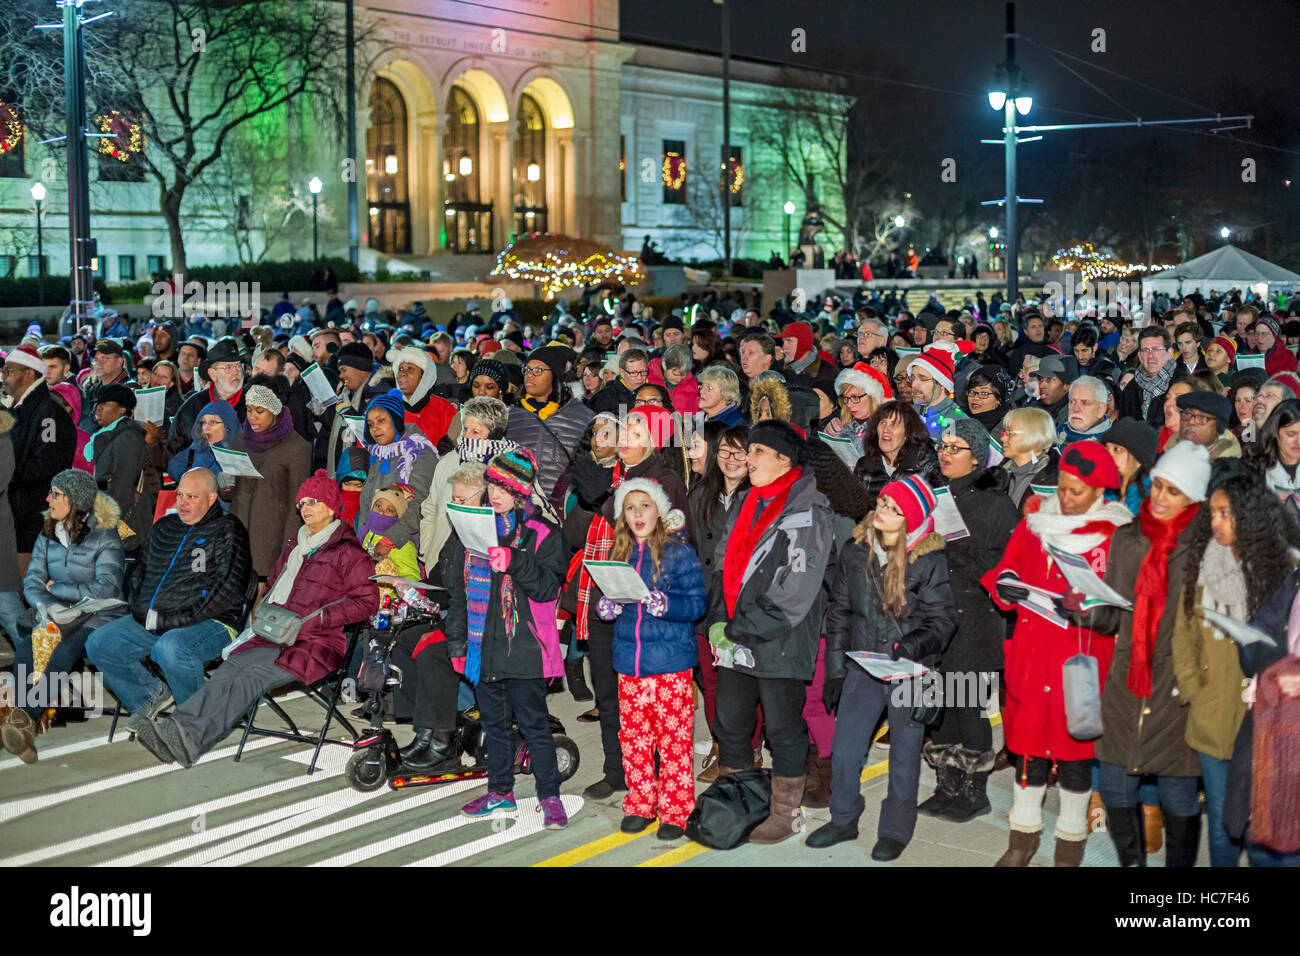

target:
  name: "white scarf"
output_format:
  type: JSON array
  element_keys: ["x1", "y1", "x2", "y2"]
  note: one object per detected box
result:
[
  {"x1": 1025, "y1": 493, "x2": 1133, "y2": 555},
  {"x1": 1266, "y1": 461, "x2": 1300, "y2": 498},
  {"x1": 1198, "y1": 539, "x2": 1249, "y2": 642},
  {"x1": 266, "y1": 519, "x2": 341, "y2": 607}
]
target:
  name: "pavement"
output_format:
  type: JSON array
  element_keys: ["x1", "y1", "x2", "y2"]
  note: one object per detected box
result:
[{"x1": 0, "y1": 675, "x2": 1204, "y2": 867}]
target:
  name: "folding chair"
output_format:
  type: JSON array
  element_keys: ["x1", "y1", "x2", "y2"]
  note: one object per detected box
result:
[{"x1": 232, "y1": 622, "x2": 366, "y2": 774}]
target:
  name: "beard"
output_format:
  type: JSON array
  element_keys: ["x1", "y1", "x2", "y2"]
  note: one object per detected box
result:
[{"x1": 214, "y1": 374, "x2": 242, "y2": 398}]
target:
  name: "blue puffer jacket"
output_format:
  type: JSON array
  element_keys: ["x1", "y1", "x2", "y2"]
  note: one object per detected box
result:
[
  {"x1": 23, "y1": 492, "x2": 125, "y2": 615},
  {"x1": 612, "y1": 537, "x2": 706, "y2": 677}
]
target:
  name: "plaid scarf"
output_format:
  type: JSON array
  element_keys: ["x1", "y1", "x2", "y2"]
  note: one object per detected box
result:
[
  {"x1": 462, "y1": 509, "x2": 521, "y2": 685},
  {"x1": 1133, "y1": 357, "x2": 1177, "y2": 419},
  {"x1": 576, "y1": 460, "x2": 625, "y2": 643}
]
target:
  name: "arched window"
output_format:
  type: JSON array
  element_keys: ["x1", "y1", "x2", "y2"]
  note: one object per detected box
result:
[
  {"x1": 443, "y1": 86, "x2": 490, "y2": 252},
  {"x1": 366, "y1": 77, "x2": 411, "y2": 254},
  {"x1": 513, "y1": 93, "x2": 546, "y2": 237}
]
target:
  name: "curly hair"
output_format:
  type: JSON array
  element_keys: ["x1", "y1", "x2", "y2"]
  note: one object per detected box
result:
[{"x1": 1182, "y1": 469, "x2": 1300, "y2": 619}]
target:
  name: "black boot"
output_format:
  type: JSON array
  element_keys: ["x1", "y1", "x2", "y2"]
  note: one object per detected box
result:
[
  {"x1": 1162, "y1": 810, "x2": 1202, "y2": 868},
  {"x1": 566, "y1": 655, "x2": 594, "y2": 702},
  {"x1": 917, "y1": 743, "x2": 960, "y2": 817},
  {"x1": 400, "y1": 728, "x2": 434, "y2": 763},
  {"x1": 403, "y1": 730, "x2": 462, "y2": 771},
  {"x1": 1105, "y1": 803, "x2": 1147, "y2": 867},
  {"x1": 939, "y1": 748, "x2": 994, "y2": 822},
  {"x1": 547, "y1": 675, "x2": 565, "y2": 695}
]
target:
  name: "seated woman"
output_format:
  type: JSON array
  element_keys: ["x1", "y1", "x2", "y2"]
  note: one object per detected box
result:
[
  {"x1": 357, "y1": 388, "x2": 439, "y2": 563},
  {"x1": 1, "y1": 470, "x2": 127, "y2": 763},
  {"x1": 128, "y1": 470, "x2": 380, "y2": 767},
  {"x1": 166, "y1": 399, "x2": 238, "y2": 505}
]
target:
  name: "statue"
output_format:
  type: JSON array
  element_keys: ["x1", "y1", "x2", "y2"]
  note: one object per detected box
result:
[{"x1": 796, "y1": 206, "x2": 826, "y2": 270}]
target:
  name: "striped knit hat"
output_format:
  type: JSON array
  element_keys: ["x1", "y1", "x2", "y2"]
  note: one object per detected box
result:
[
  {"x1": 365, "y1": 388, "x2": 407, "y2": 440},
  {"x1": 484, "y1": 447, "x2": 538, "y2": 502},
  {"x1": 878, "y1": 474, "x2": 938, "y2": 550}
]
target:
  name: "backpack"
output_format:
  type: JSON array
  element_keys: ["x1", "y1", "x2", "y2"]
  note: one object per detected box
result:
[{"x1": 684, "y1": 769, "x2": 772, "y2": 850}]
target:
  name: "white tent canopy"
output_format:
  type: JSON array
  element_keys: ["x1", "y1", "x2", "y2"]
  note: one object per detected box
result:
[{"x1": 1144, "y1": 244, "x2": 1300, "y2": 299}]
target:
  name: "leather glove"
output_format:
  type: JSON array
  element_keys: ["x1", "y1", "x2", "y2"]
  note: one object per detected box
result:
[
  {"x1": 890, "y1": 635, "x2": 922, "y2": 662},
  {"x1": 596, "y1": 596, "x2": 623, "y2": 621},
  {"x1": 995, "y1": 574, "x2": 1030, "y2": 605},
  {"x1": 823, "y1": 676, "x2": 845, "y2": 714},
  {"x1": 642, "y1": 590, "x2": 668, "y2": 618},
  {"x1": 488, "y1": 546, "x2": 512, "y2": 573}
]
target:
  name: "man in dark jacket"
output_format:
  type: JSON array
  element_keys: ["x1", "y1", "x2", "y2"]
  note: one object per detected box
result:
[
  {"x1": 707, "y1": 419, "x2": 834, "y2": 844},
  {"x1": 588, "y1": 347, "x2": 647, "y2": 416},
  {"x1": 167, "y1": 336, "x2": 248, "y2": 458},
  {"x1": 80, "y1": 339, "x2": 134, "y2": 431},
  {"x1": 3, "y1": 346, "x2": 76, "y2": 555},
  {"x1": 780, "y1": 321, "x2": 837, "y2": 388},
  {"x1": 1117, "y1": 327, "x2": 1178, "y2": 426},
  {"x1": 86, "y1": 468, "x2": 254, "y2": 717},
  {"x1": 315, "y1": 341, "x2": 383, "y2": 473},
  {"x1": 85, "y1": 383, "x2": 153, "y2": 541},
  {"x1": 1031, "y1": 354, "x2": 1076, "y2": 427}
]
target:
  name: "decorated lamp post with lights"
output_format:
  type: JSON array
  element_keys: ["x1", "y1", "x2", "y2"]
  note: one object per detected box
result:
[
  {"x1": 491, "y1": 234, "x2": 644, "y2": 301},
  {"x1": 309, "y1": 176, "x2": 323, "y2": 260}
]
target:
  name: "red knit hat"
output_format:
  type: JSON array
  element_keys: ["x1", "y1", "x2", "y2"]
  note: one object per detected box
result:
[
  {"x1": 297, "y1": 468, "x2": 344, "y2": 515},
  {"x1": 780, "y1": 321, "x2": 815, "y2": 359},
  {"x1": 1210, "y1": 335, "x2": 1237, "y2": 363},
  {"x1": 1059, "y1": 440, "x2": 1120, "y2": 490},
  {"x1": 879, "y1": 474, "x2": 938, "y2": 549},
  {"x1": 626, "y1": 403, "x2": 676, "y2": 450},
  {"x1": 1272, "y1": 371, "x2": 1300, "y2": 396},
  {"x1": 479, "y1": 340, "x2": 503, "y2": 355},
  {"x1": 906, "y1": 349, "x2": 956, "y2": 392}
]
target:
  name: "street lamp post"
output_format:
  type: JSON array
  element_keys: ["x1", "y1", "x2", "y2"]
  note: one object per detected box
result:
[
  {"x1": 987, "y1": 3, "x2": 1031, "y2": 304},
  {"x1": 31, "y1": 182, "x2": 46, "y2": 306},
  {"x1": 308, "y1": 176, "x2": 323, "y2": 260},
  {"x1": 783, "y1": 200, "x2": 795, "y2": 265}
]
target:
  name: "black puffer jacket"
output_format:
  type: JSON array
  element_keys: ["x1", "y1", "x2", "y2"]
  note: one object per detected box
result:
[
  {"x1": 825, "y1": 522, "x2": 956, "y2": 681},
  {"x1": 940, "y1": 468, "x2": 1020, "y2": 672},
  {"x1": 686, "y1": 481, "x2": 746, "y2": 581},
  {"x1": 128, "y1": 502, "x2": 254, "y2": 632},
  {"x1": 853, "y1": 440, "x2": 943, "y2": 513},
  {"x1": 505, "y1": 398, "x2": 594, "y2": 511}
]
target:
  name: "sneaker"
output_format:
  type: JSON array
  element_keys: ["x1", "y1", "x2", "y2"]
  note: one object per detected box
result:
[
  {"x1": 539, "y1": 796, "x2": 568, "y2": 829},
  {"x1": 139, "y1": 688, "x2": 175, "y2": 722},
  {"x1": 874, "y1": 728, "x2": 891, "y2": 751},
  {"x1": 461, "y1": 791, "x2": 517, "y2": 818},
  {"x1": 154, "y1": 717, "x2": 194, "y2": 769},
  {"x1": 126, "y1": 712, "x2": 175, "y2": 765}
]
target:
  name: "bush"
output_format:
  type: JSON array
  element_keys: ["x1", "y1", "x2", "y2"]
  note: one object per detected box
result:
[
  {"x1": 183, "y1": 256, "x2": 361, "y2": 290},
  {"x1": 0, "y1": 275, "x2": 109, "y2": 308}
]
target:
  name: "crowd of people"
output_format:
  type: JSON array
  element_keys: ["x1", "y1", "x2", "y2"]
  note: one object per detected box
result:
[{"x1": 1, "y1": 282, "x2": 1298, "y2": 864}]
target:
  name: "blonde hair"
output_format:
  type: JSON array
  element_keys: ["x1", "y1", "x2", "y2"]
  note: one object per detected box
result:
[
  {"x1": 866, "y1": 518, "x2": 909, "y2": 619},
  {"x1": 1003, "y1": 406, "x2": 1056, "y2": 456},
  {"x1": 610, "y1": 492, "x2": 669, "y2": 586}
]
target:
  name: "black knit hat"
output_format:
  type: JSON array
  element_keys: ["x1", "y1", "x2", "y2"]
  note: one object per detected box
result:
[
  {"x1": 336, "y1": 341, "x2": 374, "y2": 373},
  {"x1": 470, "y1": 358, "x2": 509, "y2": 391},
  {"x1": 1104, "y1": 418, "x2": 1158, "y2": 472},
  {"x1": 661, "y1": 315, "x2": 684, "y2": 333},
  {"x1": 747, "y1": 419, "x2": 810, "y2": 466}
]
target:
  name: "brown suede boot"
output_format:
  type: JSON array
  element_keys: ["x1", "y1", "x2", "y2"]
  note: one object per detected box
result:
[
  {"x1": 1, "y1": 709, "x2": 38, "y2": 764},
  {"x1": 801, "y1": 750, "x2": 832, "y2": 809},
  {"x1": 1054, "y1": 836, "x2": 1086, "y2": 867},
  {"x1": 749, "y1": 775, "x2": 807, "y2": 845},
  {"x1": 1143, "y1": 804, "x2": 1163, "y2": 853},
  {"x1": 994, "y1": 829, "x2": 1041, "y2": 866},
  {"x1": 697, "y1": 742, "x2": 720, "y2": 782}
]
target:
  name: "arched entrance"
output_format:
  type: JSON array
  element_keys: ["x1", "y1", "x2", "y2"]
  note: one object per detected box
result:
[
  {"x1": 513, "y1": 93, "x2": 547, "y2": 237},
  {"x1": 366, "y1": 78, "x2": 411, "y2": 254},
  {"x1": 443, "y1": 85, "x2": 491, "y2": 252}
]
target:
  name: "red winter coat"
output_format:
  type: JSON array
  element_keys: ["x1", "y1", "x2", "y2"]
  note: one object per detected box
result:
[
  {"x1": 406, "y1": 391, "x2": 457, "y2": 446},
  {"x1": 1264, "y1": 342, "x2": 1298, "y2": 376},
  {"x1": 234, "y1": 521, "x2": 380, "y2": 685},
  {"x1": 980, "y1": 499, "x2": 1132, "y2": 762}
]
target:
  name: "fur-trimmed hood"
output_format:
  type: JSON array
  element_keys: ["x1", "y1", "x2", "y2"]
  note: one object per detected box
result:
[
  {"x1": 749, "y1": 375, "x2": 792, "y2": 424},
  {"x1": 0, "y1": 408, "x2": 13, "y2": 436},
  {"x1": 42, "y1": 490, "x2": 121, "y2": 530},
  {"x1": 850, "y1": 516, "x2": 945, "y2": 561}
]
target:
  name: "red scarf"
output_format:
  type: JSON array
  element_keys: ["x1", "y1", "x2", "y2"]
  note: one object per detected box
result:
[
  {"x1": 1128, "y1": 499, "x2": 1198, "y2": 698},
  {"x1": 722, "y1": 467, "x2": 802, "y2": 618}
]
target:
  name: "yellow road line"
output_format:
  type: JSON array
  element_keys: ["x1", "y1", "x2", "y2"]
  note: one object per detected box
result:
[
  {"x1": 637, "y1": 842, "x2": 710, "y2": 867},
  {"x1": 532, "y1": 822, "x2": 657, "y2": 867}
]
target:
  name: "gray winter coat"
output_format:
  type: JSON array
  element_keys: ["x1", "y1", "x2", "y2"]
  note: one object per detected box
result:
[
  {"x1": 505, "y1": 398, "x2": 595, "y2": 511},
  {"x1": 706, "y1": 469, "x2": 835, "y2": 680},
  {"x1": 23, "y1": 492, "x2": 125, "y2": 615}
]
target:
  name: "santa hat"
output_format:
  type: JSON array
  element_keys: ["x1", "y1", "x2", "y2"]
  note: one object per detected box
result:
[
  {"x1": 613, "y1": 477, "x2": 686, "y2": 532},
  {"x1": 3, "y1": 345, "x2": 45, "y2": 375},
  {"x1": 879, "y1": 474, "x2": 938, "y2": 550},
  {"x1": 906, "y1": 349, "x2": 955, "y2": 392},
  {"x1": 834, "y1": 362, "x2": 893, "y2": 403}
]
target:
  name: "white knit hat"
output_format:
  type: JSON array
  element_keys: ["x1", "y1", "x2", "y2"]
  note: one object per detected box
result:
[
  {"x1": 1149, "y1": 440, "x2": 1211, "y2": 502},
  {"x1": 288, "y1": 335, "x2": 312, "y2": 363},
  {"x1": 614, "y1": 477, "x2": 686, "y2": 532},
  {"x1": 244, "y1": 384, "x2": 283, "y2": 416}
]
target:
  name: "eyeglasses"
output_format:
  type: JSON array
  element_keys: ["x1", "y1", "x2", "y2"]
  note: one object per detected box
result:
[
  {"x1": 699, "y1": 383, "x2": 718, "y2": 393},
  {"x1": 934, "y1": 442, "x2": 971, "y2": 455},
  {"x1": 637, "y1": 397, "x2": 665, "y2": 406},
  {"x1": 839, "y1": 392, "x2": 868, "y2": 405},
  {"x1": 1180, "y1": 411, "x2": 1217, "y2": 427},
  {"x1": 450, "y1": 492, "x2": 481, "y2": 505},
  {"x1": 1001, "y1": 428, "x2": 1022, "y2": 437},
  {"x1": 1138, "y1": 347, "x2": 1170, "y2": 355},
  {"x1": 966, "y1": 389, "x2": 995, "y2": 401},
  {"x1": 716, "y1": 448, "x2": 748, "y2": 461},
  {"x1": 48, "y1": 489, "x2": 67, "y2": 500},
  {"x1": 296, "y1": 498, "x2": 322, "y2": 511},
  {"x1": 932, "y1": 329, "x2": 957, "y2": 341},
  {"x1": 523, "y1": 365, "x2": 550, "y2": 376}
]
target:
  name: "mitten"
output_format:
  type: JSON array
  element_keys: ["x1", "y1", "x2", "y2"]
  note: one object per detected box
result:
[
  {"x1": 596, "y1": 596, "x2": 623, "y2": 621},
  {"x1": 643, "y1": 590, "x2": 668, "y2": 618},
  {"x1": 488, "y1": 546, "x2": 511, "y2": 573}
]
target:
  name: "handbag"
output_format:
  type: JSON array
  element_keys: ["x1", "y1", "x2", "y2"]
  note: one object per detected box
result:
[
  {"x1": 250, "y1": 597, "x2": 350, "y2": 647},
  {"x1": 1062, "y1": 630, "x2": 1103, "y2": 740}
]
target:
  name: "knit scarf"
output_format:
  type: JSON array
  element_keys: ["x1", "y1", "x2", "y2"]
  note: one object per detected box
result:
[
  {"x1": 1133, "y1": 358, "x2": 1176, "y2": 419},
  {"x1": 456, "y1": 434, "x2": 516, "y2": 466},
  {"x1": 242, "y1": 408, "x2": 294, "y2": 453},
  {"x1": 83, "y1": 414, "x2": 126, "y2": 463},
  {"x1": 576, "y1": 460, "x2": 625, "y2": 643},
  {"x1": 266, "y1": 520, "x2": 340, "y2": 607},
  {"x1": 1128, "y1": 500, "x2": 1198, "y2": 698},
  {"x1": 722, "y1": 467, "x2": 802, "y2": 617},
  {"x1": 521, "y1": 395, "x2": 560, "y2": 420},
  {"x1": 367, "y1": 430, "x2": 435, "y2": 482},
  {"x1": 462, "y1": 509, "x2": 520, "y2": 685}
]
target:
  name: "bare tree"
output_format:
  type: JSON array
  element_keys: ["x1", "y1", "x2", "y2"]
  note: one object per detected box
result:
[
  {"x1": 679, "y1": 172, "x2": 755, "y2": 263},
  {"x1": 0, "y1": 0, "x2": 383, "y2": 274}
]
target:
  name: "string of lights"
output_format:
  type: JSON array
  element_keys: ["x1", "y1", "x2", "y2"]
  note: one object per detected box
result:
[
  {"x1": 491, "y1": 234, "x2": 644, "y2": 300},
  {"x1": 1046, "y1": 242, "x2": 1173, "y2": 284}
]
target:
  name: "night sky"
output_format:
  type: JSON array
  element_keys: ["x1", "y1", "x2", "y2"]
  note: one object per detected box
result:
[{"x1": 621, "y1": 0, "x2": 1300, "y2": 257}]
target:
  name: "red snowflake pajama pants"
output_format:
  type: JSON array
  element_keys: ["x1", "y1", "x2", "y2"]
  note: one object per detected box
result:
[{"x1": 618, "y1": 670, "x2": 696, "y2": 828}]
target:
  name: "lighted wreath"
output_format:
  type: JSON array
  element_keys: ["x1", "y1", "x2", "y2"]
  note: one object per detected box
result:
[
  {"x1": 662, "y1": 152, "x2": 686, "y2": 190},
  {"x1": 724, "y1": 157, "x2": 744, "y2": 194},
  {"x1": 0, "y1": 102, "x2": 22, "y2": 156},
  {"x1": 96, "y1": 110, "x2": 144, "y2": 162}
]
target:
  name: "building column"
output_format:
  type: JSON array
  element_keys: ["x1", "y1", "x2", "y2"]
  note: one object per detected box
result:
[
  {"x1": 414, "y1": 108, "x2": 437, "y2": 255},
  {"x1": 570, "y1": 129, "x2": 589, "y2": 239},
  {"x1": 432, "y1": 114, "x2": 447, "y2": 253},
  {"x1": 354, "y1": 103, "x2": 372, "y2": 257},
  {"x1": 554, "y1": 127, "x2": 573, "y2": 237}
]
